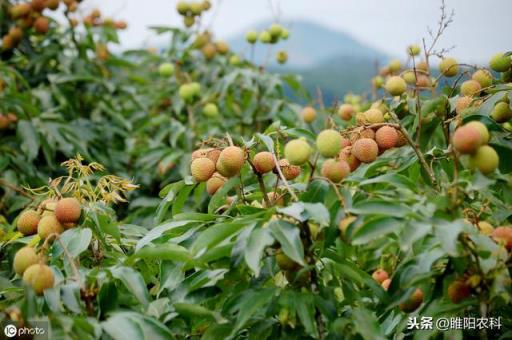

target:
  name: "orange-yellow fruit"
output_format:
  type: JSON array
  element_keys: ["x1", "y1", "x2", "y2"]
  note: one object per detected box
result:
[
  {"x1": 316, "y1": 129, "x2": 343, "y2": 157},
  {"x1": 385, "y1": 76, "x2": 407, "y2": 96},
  {"x1": 416, "y1": 61, "x2": 428, "y2": 72},
  {"x1": 284, "y1": 139, "x2": 311, "y2": 166},
  {"x1": 338, "y1": 104, "x2": 354, "y2": 121},
  {"x1": 22, "y1": 264, "x2": 54, "y2": 295},
  {"x1": 477, "y1": 221, "x2": 494, "y2": 235},
  {"x1": 415, "y1": 74, "x2": 432, "y2": 88},
  {"x1": 17, "y1": 209, "x2": 41, "y2": 235},
  {"x1": 55, "y1": 197, "x2": 81, "y2": 224},
  {"x1": 31, "y1": 0, "x2": 46, "y2": 12},
  {"x1": 448, "y1": 280, "x2": 470, "y2": 303},
  {"x1": 375, "y1": 126, "x2": 398, "y2": 150},
  {"x1": 464, "y1": 121, "x2": 489, "y2": 144},
  {"x1": 13, "y1": 246, "x2": 39, "y2": 276},
  {"x1": 321, "y1": 159, "x2": 350, "y2": 183},
  {"x1": 10, "y1": 3, "x2": 32, "y2": 18},
  {"x1": 8, "y1": 27, "x2": 23, "y2": 43},
  {"x1": 381, "y1": 278, "x2": 391, "y2": 291},
  {"x1": 46, "y1": 0, "x2": 60, "y2": 10},
  {"x1": 276, "y1": 159, "x2": 300, "y2": 180},
  {"x1": 472, "y1": 69, "x2": 493, "y2": 89},
  {"x1": 253, "y1": 151, "x2": 275, "y2": 174},
  {"x1": 202, "y1": 43, "x2": 217, "y2": 60},
  {"x1": 37, "y1": 215, "x2": 63, "y2": 240},
  {"x1": 215, "y1": 41, "x2": 229, "y2": 55},
  {"x1": 190, "y1": 157, "x2": 216, "y2": 182},
  {"x1": 491, "y1": 226, "x2": 512, "y2": 249},
  {"x1": 460, "y1": 80, "x2": 481, "y2": 97},
  {"x1": 452, "y1": 125, "x2": 482, "y2": 154},
  {"x1": 439, "y1": 57, "x2": 458, "y2": 77},
  {"x1": 399, "y1": 288, "x2": 424, "y2": 312},
  {"x1": 340, "y1": 137, "x2": 351, "y2": 149},
  {"x1": 491, "y1": 102, "x2": 512, "y2": 123},
  {"x1": 216, "y1": 146, "x2": 245, "y2": 177},
  {"x1": 468, "y1": 145, "x2": 499, "y2": 174},
  {"x1": 352, "y1": 138, "x2": 379, "y2": 163},
  {"x1": 388, "y1": 59, "x2": 401, "y2": 73},
  {"x1": 372, "y1": 269, "x2": 389, "y2": 284},
  {"x1": 34, "y1": 16, "x2": 49, "y2": 34},
  {"x1": 301, "y1": 106, "x2": 316, "y2": 123},
  {"x1": 192, "y1": 148, "x2": 221, "y2": 164},
  {"x1": 206, "y1": 173, "x2": 226, "y2": 195},
  {"x1": 364, "y1": 108, "x2": 384, "y2": 124},
  {"x1": 455, "y1": 96, "x2": 473, "y2": 115},
  {"x1": 338, "y1": 146, "x2": 361, "y2": 172},
  {"x1": 276, "y1": 250, "x2": 299, "y2": 270}
]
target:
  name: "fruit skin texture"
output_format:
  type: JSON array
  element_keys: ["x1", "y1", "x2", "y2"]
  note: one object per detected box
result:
[
  {"x1": 448, "y1": 280, "x2": 470, "y2": 303},
  {"x1": 245, "y1": 31, "x2": 258, "y2": 44},
  {"x1": 491, "y1": 226, "x2": 512, "y2": 249},
  {"x1": 338, "y1": 104, "x2": 354, "y2": 121},
  {"x1": 206, "y1": 173, "x2": 226, "y2": 195},
  {"x1": 158, "y1": 63, "x2": 175, "y2": 77},
  {"x1": 472, "y1": 69, "x2": 493, "y2": 88},
  {"x1": 216, "y1": 146, "x2": 245, "y2": 177},
  {"x1": 469, "y1": 145, "x2": 499, "y2": 174},
  {"x1": 37, "y1": 215, "x2": 64, "y2": 240},
  {"x1": 439, "y1": 57, "x2": 458, "y2": 77},
  {"x1": 192, "y1": 148, "x2": 220, "y2": 164},
  {"x1": 460, "y1": 80, "x2": 481, "y2": 97},
  {"x1": 202, "y1": 103, "x2": 218, "y2": 117},
  {"x1": 375, "y1": 126, "x2": 398, "y2": 150},
  {"x1": 276, "y1": 51, "x2": 288, "y2": 64},
  {"x1": 364, "y1": 108, "x2": 384, "y2": 124},
  {"x1": 491, "y1": 102, "x2": 512, "y2": 123},
  {"x1": 13, "y1": 247, "x2": 39, "y2": 276},
  {"x1": 253, "y1": 151, "x2": 275, "y2": 174},
  {"x1": 385, "y1": 76, "x2": 407, "y2": 96},
  {"x1": 276, "y1": 159, "x2": 300, "y2": 180},
  {"x1": 23, "y1": 264, "x2": 54, "y2": 295},
  {"x1": 489, "y1": 52, "x2": 511, "y2": 72},
  {"x1": 477, "y1": 221, "x2": 494, "y2": 235},
  {"x1": 316, "y1": 129, "x2": 343, "y2": 158},
  {"x1": 284, "y1": 139, "x2": 311, "y2": 165},
  {"x1": 352, "y1": 138, "x2": 379, "y2": 163},
  {"x1": 302, "y1": 106, "x2": 316, "y2": 123},
  {"x1": 400, "y1": 288, "x2": 424, "y2": 312},
  {"x1": 34, "y1": 17, "x2": 50, "y2": 34},
  {"x1": 17, "y1": 209, "x2": 41, "y2": 235},
  {"x1": 259, "y1": 31, "x2": 271, "y2": 43},
  {"x1": 388, "y1": 59, "x2": 401, "y2": 73},
  {"x1": 372, "y1": 269, "x2": 389, "y2": 284},
  {"x1": 321, "y1": 159, "x2": 350, "y2": 183},
  {"x1": 455, "y1": 96, "x2": 473, "y2": 115},
  {"x1": 339, "y1": 146, "x2": 361, "y2": 171},
  {"x1": 465, "y1": 121, "x2": 489, "y2": 144},
  {"x1": 55, "y1": 198, "x2": 81, "y2": 224},
  {"x1": 190, "y1": 157, "x2": 216, "y2": 182},
  {"x1": 407, "y1": 44, "x2": 421, "y2": 56},
  {"x1": 381, "y1": 279, "x2": 391, "y2": 291},
  {"x1": 452, "y1": 125, "x2": 482, "y2": 154}
]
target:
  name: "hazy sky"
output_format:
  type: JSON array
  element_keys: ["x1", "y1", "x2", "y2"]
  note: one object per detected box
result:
[{"x1": 85, "y1": 0, "x2": 511, "y2": 63}]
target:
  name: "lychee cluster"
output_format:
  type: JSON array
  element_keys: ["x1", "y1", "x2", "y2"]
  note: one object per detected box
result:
[
  {"x1": 0, "y1": 113, "x2": 18, "y2": 130},
  {"x1": 246, "y1": 23, "x2": 289, "y2": 45},
  {"x1": 176, "y1": 1, "x2": 212, "y2": 28},
  {"x1": 192, "y1": 31, "x2": 231, "y2": 61},
  {"x1": 82, "y1": 8, "x2": 128, "y2": 30},
  {"x1": 13, "y1": 246, "x2": 54, "y2": 295}
]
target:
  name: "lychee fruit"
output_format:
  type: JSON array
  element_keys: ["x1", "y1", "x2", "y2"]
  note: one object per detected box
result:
[
  {"x1": 13, "y1": 246, "x2": 39, "y2": 276},
  {"x1": 245, "y1": 31, "x2": 258, "y2": 44},
  {"x1": 468, "y1": 145, "x2": 499, "y2": 174},
  {"x1": 215, "y1": 41, "x2": 229, "y2": 55},
  {"x1": 190, "y1": 157, "x2": 216, "y2": 182},
  {"x1": 37, "y1": 215, "x2": 63, "y2": 240},
  {"x1": 267, "y1": 191, "x2": 284, "y2": 206},
  {"x1": 407, "y1": 44, "x2": 421, "y2": 56},
  {"x1": 284, "y1": 139, "x2": 311, "y2": 165},
  {"x1": 477, "y1": 221, "x2": 494, "y2": 235},
  {"x1": 269, "y1": 24, "x2": 283, "y2": 38},
  {"x1": 465, "y1": 121, "x2": 489, "y2": 144},
  {"x1": 452, "y1": 125, "x2": 482, "y2": 154},
  {"x1": 55, "y1": 197, "x2": 81, "y2": 224},
  {"x1": 46, "y1": 0, "x2": 60, "y2": 10},
  {"x1": 399, "y1": 288, "x2": 424, "y2": 312},
  {"x1": 455, "y1": 96, "x2": 473, "y2": 115},
  {"x1": 253, "y1": 151, "x2": 275, "y2": 174},
  {"x1": 489, "y1": 52, "x2": 511, "y2": 72},
  {"x1": 202, "y1": 103, "x2": 219, "y2": 117},
  {"x1": 460, "y1": 80, "x2": 481, "y2": 97},
  {"x1": 447, "y1": 280, "x2": 470, "y2": 303},
  {"x1": 395, "y1": 130, "x2": 408, "y2": 147},
  {"x1": 34, "y1": 17, "x2": 50, "y2": 34},
  {"x1": 276, "y1": 249, "x2": 299, "y2": 270},
  {"x1": 23, "y1": 264, "x2": 54, "y2": 295},
  {"x1": 202, "y1": 43, "x2": 217, "y2": 60},
  {"x1": 338, "y1": 104, "x2": 354, "y2": 121},
  {"x1": 216, "y1": 146, "x2": 245, "y2": 177},
  {"x1": 364, "y1": 108, "x2": 384, "y2": 124},
  {"x1": 372, "y1": 269, "x2": 389, "y2": 284},
  {"x1": 158, "y1": 63, "x2": 175, "y2": 77},
  {"x1": 8, "y1": 27, "x2": 23, "y2": 43},
  {"x1": 276, "y1": 51, "x2": 288, "y2": 64},
  {"x1": 375, "y1": 126, "x2": 398, "y2": 150},
  {"x1": 192, "y1": 148, "x2": 221, "y2": 164},
  {"x1": 206, "y1": 173, "x2": 226, "y2": 195},
  {"x1": 388, "y1": 59, "x2": 401, "y2": 73},
  {"x1": 302, "y1": 106, "x2": 316, "y2": 123},
  {"x1": 321, "y1": 159, "x2": 350, "y2": 183},
  {"x1": 338, "y1": 146, "x2": 361, "y2": 172},
  {"x1": 416, "y1": 61, "x2": 428, "y2": 72},
  {"x1": 490, "y1": 101, "x2": 512, "y2": 123},
  {"x1": 491, "y1": 226, "x2": 512, "y2": 249},
  {"x1": 471, "y1": 69, "x2": 493, "y2": 89},
  {"x1": 385, "y1": 76, "x2": 407, "y2": 96},
  {"x1": 381, "y1": 279, "x2": 391, "y2": 291},
  {"x1": 259, "y1": 31, "x2": 272, "y2": 43},
  {"x1": 439, "y1": 57, "x2": 458, "y2": 77},
  {"x1": 276, "y1": 159, "x2": 300, "y2": 180},
  {"x1": 402, "y1": 71, "x2": 417, "y2": 85},
  {"x1": 316, "y1": 129, "x2": 343, "y2": 158},
  {"x1": 17, "y1": 209, "x2": 40, "y2": 235},
  {"x1": 352, "y1": 138, "x2": 379, "y2": 163}
]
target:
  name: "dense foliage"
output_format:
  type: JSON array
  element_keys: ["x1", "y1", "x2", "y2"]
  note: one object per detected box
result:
[{"x1": 1, "y1": 1, "x2": 511, "y2": 339}]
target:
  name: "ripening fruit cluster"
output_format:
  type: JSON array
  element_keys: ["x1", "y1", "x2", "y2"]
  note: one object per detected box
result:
[
  {"x1": 245, "y1": 23, "x2": 290, "y2": 65},
  {"x1": 452, "y1": 121, "x2": 499, "y2": 175},
  {"x1": 0, "y1": 113, "x2": 18, "y2": 130},
  {"x1": 13, "y1": 245, "x2": 54, "y2": 295},
  {"x1": 176, "y1": 1, "x2": 212, "y2": 28},
  {"x1": 16, "y1": 197, "x2": 82, "y2": 239},
  {"x1": 192, "y1": 31, "x2": 231, "y2": 61},
  {"x1": 82, "y1": 8, "x2": 128, "y2": 30}
]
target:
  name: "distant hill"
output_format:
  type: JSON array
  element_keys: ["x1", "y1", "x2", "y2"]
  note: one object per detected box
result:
[{"x1": 227, "y1": 20, "x2": 390, "y2": 103}]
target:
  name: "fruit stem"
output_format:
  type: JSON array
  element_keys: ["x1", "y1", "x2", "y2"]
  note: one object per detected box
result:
[
  {"x1": 271, "y1": 153, "x2": 298, "y2": 201},
  {"x1": 247, "y1": 159, "x2": 271, "y2": 207},
  {"x1": 0, "y1": 179, "x2": 33, "y2": 199}
]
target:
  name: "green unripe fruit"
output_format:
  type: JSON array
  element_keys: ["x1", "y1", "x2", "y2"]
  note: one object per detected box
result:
[
  {"x1": 439, "y1": 57, "x2": 458, "y2": 77},
  {"x1": 216, "y1": 146, "x2": 245, "y2": 177},
  {"x1": 471, "y1": 69, "x2": 493, "y2": 89},
  {"x1": 372, "y1": 76, "x2": 384, "y2": 88},
  {"x1": 280, "y1": 29, "x2": 289, "y2": 40},
  {"x1": 284, "y1": 139, "x2": 311, "y2": 165},
  {"x1": 385, "y1": 76, "x2": 407, "y2": 96},
  {"x1": 469, "y1": 145, "x2": 499, "y2": 174},
  {"x1": 246, "y1": 31, "x2": 258, "y2": 44},
  {"x1": 491, "y1": 102, "x2": 512, "y2": 123},
  {"x1": 179, "y1": 84, "x2": 194, "y2": 101},
  {"x1": 321, "y1": 159, "x2": 350, "y2": 183},
  {"x1": 37, "y1": 215, "x2": 63, "y2": 240},
  {"x1": 465, "y1": 121, "x2": 489, "y2": 144},
  {"x1": 276, "y1": 51, "x2": 288, "y2": 64},
  {"x1": 402, "y1": 70, "x2": 417, "y2": 85},
  {"x1": 229, "y1": 55, "x2": 242, "y2": 66},
  {"x1": 190, "y1": 2, "x2": 203, "y2": 15},
  {"x1": 259, "y1": 31, "x2": 272, "y2": 43},
  {"x1": 388, "y1": 59, "x2": 401, "y2": 73},
  {"x1": 489, "y1": 52, "x2": 511, "y2": 72},
  {"x1": 158, "y1": 63, "x2": 175, "y2": 77},
  {"x1": 276, "y1": 250, "x2": 298, "y2": 270},
  {"x1": 252, "y1": 151, "x2": 275, "y2": 174},
  {"x1": 17, "y1": 209, "x2": 41, "y2": 235},
  {"x1": 202, "y1": 43, "x2": 217, "y2": 60},
  {"x1": 216, "y1": 41, "x2": 229, "y2": 55},
  {"x1": 13, "y1": 247, "x2": 39, "y2": 276},
  {"x1": 364, "y1": 108, "x2": 384, "y2": 124},
  {"x1": 316, "y1": 129, "x2": 343, "y2": 158},
  {"x1": 23, "y1": 264, "x2": 54, "y2": 295},
  {"x1": 269, "y1": 23, "x2": 283, "y2": 38},
  {"x1": 190, "y1": 157, "x2": 216, "y2": 182},
  {"x1": 407, "y1": 44, "x2": 421, "y2": 56},
  {"x1": 176, "y1": 1, "x2": 190, "y2": 15},
  {"x1": 190, "y1": 82, "x2": 201, "y2": 96},
  {"x1": 184, "y1": 16, "x2": 195, "y2": 28},
  {"x1": 202, "y1": 103, "x2": 219, "y2": 117},
  {"x1": 460, "y1": 80, "x2": 481, "y2": 97},
  {"x1": 201, "y1": 0, "x2": 211, "y2": 10}
]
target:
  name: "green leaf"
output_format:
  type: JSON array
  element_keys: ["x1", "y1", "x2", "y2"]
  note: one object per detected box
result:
[
  {"x1": 17, "y1": 120, "x2": 39, "y2": 161},
  {"x1": 349, "y1": 200, "x2": 411, "y2": 218},
  {"x1": 269, "y1": 220, "x2": 305, "y2": 266},
  {"x1": 111, "y1": 266, "x2": 149, "y2": 306},
  {"x1": 295, "y1": 293, "x2": 318, "y2": 337},
  {"x1": 174, "y1": 303, "x2": 227, "y2": 323},
  {"x1": 129, "y1": 243, "x2": 192, "y2": 263},
  {"x1": 191, "y1": 220, "x2": 251, "y2": 255},
  {"x1": 352, "y1": 307, "x2": 386, "y2": 340},
  {"x1": 351, "y1": 217, "x2": 402, "y2": 245},
  {"x1": 233, "y1": 289, "x2": 275, "y2": 333},
  {"x1": 244, "y1": 227, "x2": 274, "y2": 276},
  {"x1": 52, "y1": 228, "x2": 92, "y2": 258}
]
